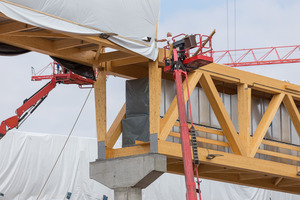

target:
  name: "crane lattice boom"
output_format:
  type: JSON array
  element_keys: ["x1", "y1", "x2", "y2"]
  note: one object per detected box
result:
[{"x1": 213, "y1": 45, "x2": 300, "y2": 67}]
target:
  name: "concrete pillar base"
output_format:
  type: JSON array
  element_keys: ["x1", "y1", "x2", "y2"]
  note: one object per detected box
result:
[
  {"x1": 90, "y1": 153, "x2": 167, "y2": 200},
  {"x1": 115, "y1": 187, "x2": 142, "y2": 200}
]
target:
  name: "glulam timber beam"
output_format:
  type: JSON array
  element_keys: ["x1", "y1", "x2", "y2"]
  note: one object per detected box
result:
[
  {"x1": 54, "y1": 39, "x2": 90, "y2": 50},
  {"x1": 157, "y1": 140, "x2": 300, "y2": 192},
  {"x1": 9, "y1": 30, "x2": 69, "y2": 38},
  {"x1": 0, "y1": 12, "x2": 138, "y2": 54},
  {"x1": 98, "y1": 51, "x2": 134, "y2": 62},
  {"x1": 0, "y1": 21, "x2": 35, "y2": 34},
  {"x1": 0, "y1": 35, "x2": 96, "y2": 66},
  {"x1": 238, "y1": 173, "x2": 269, "y2": 181},
  {"x1": 200, "y1": 63, "x2": 300, "y2": 100},
  {"x1": 111, "y1": 56, "x2": 148, "y2": 67}
]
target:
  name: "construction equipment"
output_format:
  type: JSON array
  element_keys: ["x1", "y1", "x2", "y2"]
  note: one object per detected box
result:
[
  {"x1": 0, "y1": 62, "x2": 94, "y2": 138},
  {"x1": 213, "y1": 44, "x2": 300, "y2": 67},
  {"x1": 164, "y1": 33, "x2": 213, "y2": 200}
]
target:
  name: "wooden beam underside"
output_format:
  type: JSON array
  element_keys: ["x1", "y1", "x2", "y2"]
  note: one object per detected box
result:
[{"x1": 0, "y1": 14, "x2": 164, "y2": 79}]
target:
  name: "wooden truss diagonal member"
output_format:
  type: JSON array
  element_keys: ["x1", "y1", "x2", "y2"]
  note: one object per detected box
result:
[
  {"x1": 283, "y1": 94, "x2": 300, "y2": 138},
  {"x1": 159, "y1": 71, "x2": 202, "y2": 140},
  {"x1": 106, "y1": 103, "x2": 126, "y2": 148},
  {"x1": 199, "y1": 73, "x2": 246, "y2": 156},
  {"x1": 249, "y1": 93, "x2": 285, "y2": 157}
]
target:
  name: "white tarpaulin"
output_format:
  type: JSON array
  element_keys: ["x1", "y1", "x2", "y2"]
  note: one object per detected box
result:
[
  {"x1": 1, "y1": 131, "x2": 300, "y2": 200},
  {"x1": 0, "y1": 131, "x2": 112, "y2": 200},
  {"x1": 0, "y1": 0, "x2": 160, "y2": 60}
]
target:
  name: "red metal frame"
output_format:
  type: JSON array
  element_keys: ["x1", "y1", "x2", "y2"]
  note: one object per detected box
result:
[
  {"x1": 0, "y1": 61, "x2": 94, "y2": 137},
  {"x1": 163, "y1": 34, "x2": 213, "y2": 199},
  {"x1": 32, "y1": 61, "x2": 94, "y2": 86},
  {"x1": 213, "y1": 45, "x2": 300, "y2": 67},
  {"x1": 0, "y1": 78, "x2": 56, "y2": 136},
  {"x1": 172, "y1": 49, "x2": 197, "y2": 200},
  {"x1": 163, "y1": 33, "x2": 213, "y2": 72}
]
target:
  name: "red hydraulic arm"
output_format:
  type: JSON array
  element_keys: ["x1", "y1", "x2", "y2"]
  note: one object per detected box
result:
[
  {"x1": 0, "y1": 78, "x2": 56, "y2": 137},
  {"x1": 163, "y1": 33, "x2": 213, "y2": 200},
  {"x1": 174, "y1": 67, "x2": 197, "y2": 200},
  {"x1": 213, "y1": 45, "x2": 300, "y2": 67},
  {"x1": 0, "y1": 61, "x2": 94, "y2": 138}
]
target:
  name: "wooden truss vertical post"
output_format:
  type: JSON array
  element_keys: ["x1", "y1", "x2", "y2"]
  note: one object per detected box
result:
[
  {"x1": 238, "y1": 84, "x2": 251, "y2": 156},
  {"x1": 148, "y1": 59, "x2": 161, "y2": 153},
  {"x1": 200, "y1": 73, "x2": 246, "y2": 156},
  {"x1": 94, "y1": 46, "x2": 107, "y2": 159}
]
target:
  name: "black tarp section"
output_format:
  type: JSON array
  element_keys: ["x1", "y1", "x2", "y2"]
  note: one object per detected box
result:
[
  {"x1": 125, "y1": 78, "x2": 149, "y2": 117},
  {"x1": 51, "y1": 56, "x2": 96, "y2": 81},
  {"x1": 0, "y1": 43, "x2": 30, "y2": 56},
  {"x1": 122, "y1": 78, "x2": 150, "y2": 147},
  {"x1": 122, "y1": 115, "x2": 149, "y2": 147}
]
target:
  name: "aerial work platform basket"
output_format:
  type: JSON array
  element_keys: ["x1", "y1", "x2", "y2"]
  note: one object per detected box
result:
[
  {"x1": 163, "y1": 33, "x2": 213, "y2": 72},
  {"x1": 31, "y1": 61, "x2": 94, "y2": 87}
]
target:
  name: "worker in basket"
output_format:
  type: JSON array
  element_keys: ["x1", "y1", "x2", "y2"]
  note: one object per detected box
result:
[{"x1": 155, "y1": 32, "x2": 174, "y2": 64}]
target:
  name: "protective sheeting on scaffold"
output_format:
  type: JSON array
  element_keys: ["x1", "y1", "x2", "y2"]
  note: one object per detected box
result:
[
  {"x1": 0, "y1": 131, "x2": 112, "y2": 200},
  {"x1": 0, "y1": 131, "x2": 299, "y2": 200},
  {"x1": 0, "y1": 0, "x2": 160, "y2": 60}
]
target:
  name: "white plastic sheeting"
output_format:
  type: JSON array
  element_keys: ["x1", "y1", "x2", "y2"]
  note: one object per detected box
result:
[
  {"x1": 0, "y1": 131, "x2": 299, "y2": 200},
  {"x1": 0, "y1": 131, "x2": 112, "y2": 200},
  {"x1": 0, "y1": 0, "x2": 160, "y2": 60},
  {"x1": 145, "y1": 174, "x2": 300, "y2": 200}
]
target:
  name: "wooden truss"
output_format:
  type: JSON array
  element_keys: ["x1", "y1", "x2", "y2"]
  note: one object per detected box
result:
[
  {"x1": 0, "y1": 12, "x2": 300, "y2": 195},
  {"x1": 103, "y1": 63, "x2": 300, "y2": 195}
]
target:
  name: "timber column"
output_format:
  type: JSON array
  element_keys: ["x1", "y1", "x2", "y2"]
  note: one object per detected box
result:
[
  {"x1": 94, "y1": 66, "x2": 107, "y2": 159},
  {"x1": 148, "y1": 60, "x2": 161, "y2": 153}
]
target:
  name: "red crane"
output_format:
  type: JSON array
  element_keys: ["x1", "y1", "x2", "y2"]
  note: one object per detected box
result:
[
  {"x1": 213, "y1": 45, "x2": 300, "y2": 67},
  {"x1": 0, "y1": 62, "x2": 94, "y2": 138}
]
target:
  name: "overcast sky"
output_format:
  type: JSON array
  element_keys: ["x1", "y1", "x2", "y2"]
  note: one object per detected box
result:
[{"x1": 1, "y1": 0, "x2": 300, "y2": 141}]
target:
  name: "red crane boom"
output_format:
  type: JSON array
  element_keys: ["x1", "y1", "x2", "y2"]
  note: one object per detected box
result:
[{"x1": 213, "y1": 45, "x2": 300, "y2": 67}]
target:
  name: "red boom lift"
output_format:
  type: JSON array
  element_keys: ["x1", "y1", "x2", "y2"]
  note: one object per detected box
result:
[
  {"x1": 163, "y1": 33, "x2": 213, "y2": 200},
  {"x1": 0, "y1": 62, "x2": 94, "y2": 138}
]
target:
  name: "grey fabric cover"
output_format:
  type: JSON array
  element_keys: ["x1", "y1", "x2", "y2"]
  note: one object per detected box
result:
[
  {"x1": 122, "y1": 78, "x2": 149, "y2": 147},
  {"x1": 122, "y1": 115, "x2": 149, "y2": 147},
  {"x1": 125, "y1": 78, "x2": 149, "y2": 117}
]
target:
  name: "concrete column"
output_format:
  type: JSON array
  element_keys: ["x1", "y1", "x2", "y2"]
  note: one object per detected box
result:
[
  {"x1": 90, "y1": 154, "x2": 167, "y2": 200},
  {"x1": 114, "y1": 188, "x2": 141, "y2": 200}
]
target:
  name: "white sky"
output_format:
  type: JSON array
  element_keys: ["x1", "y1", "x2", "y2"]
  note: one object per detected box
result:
[{"x1": 1, "y1": 0, "x2": 300, "y2": 139}]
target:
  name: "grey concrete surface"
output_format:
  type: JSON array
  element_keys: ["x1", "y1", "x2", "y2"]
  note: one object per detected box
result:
[
  {"x1": 114, "y1": 187, "x2": 142, "y2": 200},
  {"x1": 90, "y1": 153, "x2": 167, "y2": 200}
]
